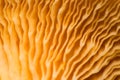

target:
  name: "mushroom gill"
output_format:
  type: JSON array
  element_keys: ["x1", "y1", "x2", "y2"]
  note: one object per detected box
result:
[{"x1": 0, "y1": 0, "x2": 120, "y2": 80}]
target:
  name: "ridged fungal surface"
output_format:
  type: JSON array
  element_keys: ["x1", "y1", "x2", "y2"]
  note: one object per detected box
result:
[{"x1": 0, "y1": 0, "x2": 120, "y2": 80}]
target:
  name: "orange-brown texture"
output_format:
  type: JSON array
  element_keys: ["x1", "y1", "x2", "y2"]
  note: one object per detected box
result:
[{"x1": 0, "y1": 0, "x2": 120, "y2": 80}]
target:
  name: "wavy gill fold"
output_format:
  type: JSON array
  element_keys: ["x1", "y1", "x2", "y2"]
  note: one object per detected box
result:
[{"x1": 0, "y1": 0, "x2": 120, "y2": 80}]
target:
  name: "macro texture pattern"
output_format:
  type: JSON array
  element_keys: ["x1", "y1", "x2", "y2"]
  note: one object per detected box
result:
[{"x1": 0, "y1": 0, "x2": 120, "y2": 80}]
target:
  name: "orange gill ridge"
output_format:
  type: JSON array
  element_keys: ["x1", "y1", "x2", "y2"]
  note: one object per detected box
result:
[{"x1": 0, "y1": 0, "x2": 120, "y2": 80}]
